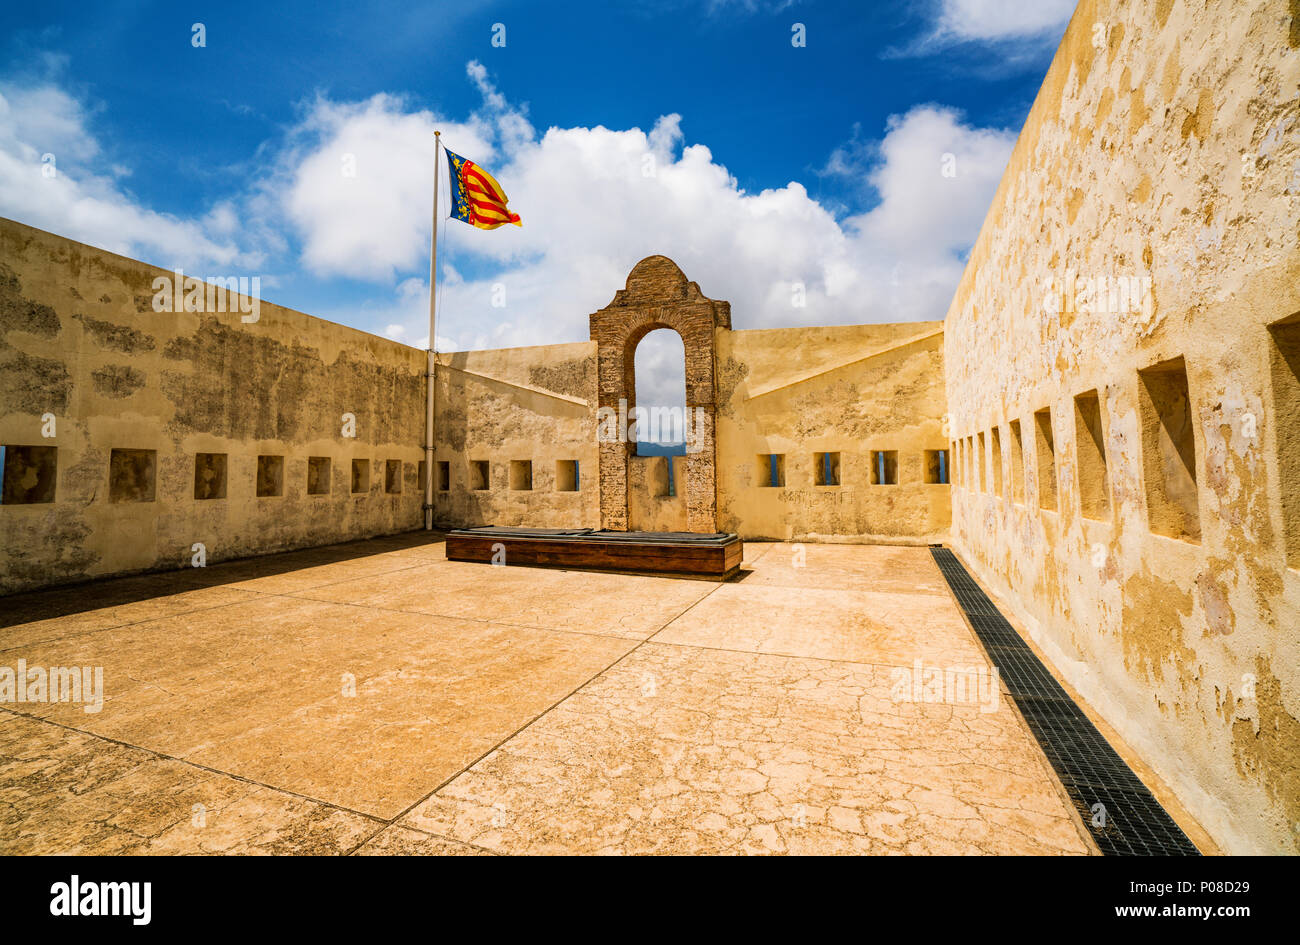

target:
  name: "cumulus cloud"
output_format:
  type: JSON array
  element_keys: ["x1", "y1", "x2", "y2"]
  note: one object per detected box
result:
[
  {"x1": 289, "y1": 69, "x2": 1015, "y2": 410},
  {"x1": 0, "y1": 58, "x2": 1016, "y2": 412},
  {"x1": 274, "y1": 61, "x2": 537, "y2": 282},
  {"x1": 929, "y1": 0, "x2": 1077, "y2": 43},
  {"x1": 0, "y1": 81, "x2": 254, "y2": 270},
  {"x1": 277, "y1": 92, "x2": 492, "y2": 282},
  {"x1": 889, "y1": 0, "x2": 1075, "y2": 63}
]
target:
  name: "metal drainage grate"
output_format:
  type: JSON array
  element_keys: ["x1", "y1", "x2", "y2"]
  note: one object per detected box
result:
[{"x1": 929, "y1": 546, "x2": 1200, "y2": 856}]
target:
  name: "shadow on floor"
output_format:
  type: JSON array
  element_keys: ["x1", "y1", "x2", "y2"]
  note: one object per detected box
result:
[{"x1": 0, "y1": 529, "x2": 447, "y2": 629}]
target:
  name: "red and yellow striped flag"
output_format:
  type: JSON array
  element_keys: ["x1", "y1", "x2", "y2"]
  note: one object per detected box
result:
[{"x1": 445, "y1": 147, "x2": 522, "y2": 230}]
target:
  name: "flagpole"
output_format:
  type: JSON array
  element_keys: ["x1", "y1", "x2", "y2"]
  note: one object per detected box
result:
[{"x1": 424, "y1": 130, "x2": 440, "y2": 530}]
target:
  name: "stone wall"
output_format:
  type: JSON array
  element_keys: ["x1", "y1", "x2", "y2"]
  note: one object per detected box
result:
[
  {"x1": 589, "y1": 256, "x2": 729, "y2": 533},
  {"x1": 0, "y1": 224, "x2": 956, "y2": 595},
  {"x1": 430, "y1": 342, "x2": 599, "y2": 529},
  {"x1": 628, "y1": 455, "x2": 687, "y2": 532},
  {"x1": 717, "y1": 322, "x2": 951, "y2": 542},
  {"x1": 0, "y1": 218, "x2": 427, "y2": 593},
  {"x1": 943, "y1": 0, "x2": 1300, "y2": 854}
]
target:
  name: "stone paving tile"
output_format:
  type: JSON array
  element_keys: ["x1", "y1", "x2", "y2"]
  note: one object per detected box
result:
[
  {"x1": 7, "y1": 598, "x2": 634, "y2": 818},
  {"x1": 352, "y1": 825, "x2": 490, "y2": 855},
  {"x1": 652, "y1": 582, "x2": 984, "y2": 667},
  {"x1": 401, "y1": 643, "x2": 1092, "y2": 855},
  {"x1": 0, "y1": 713, "x2": 377, "y2": 855},
  {"x1": 294, "y1": 560, "x2": 715, "y2": 641},
  {"x1": 0, "y1": 577, "x2": 263, "y2": 652},
  {"x1": 741, "y1": 542, "x2": 952, "y2": 595}
]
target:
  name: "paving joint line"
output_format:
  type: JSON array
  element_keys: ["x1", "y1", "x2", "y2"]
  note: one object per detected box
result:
[
  {"x1": 374, "y1": 570, "x2": 736, "y2": 850},
  {"x1": 0, "y1": 705, "x2": 387, "y2": 826}
]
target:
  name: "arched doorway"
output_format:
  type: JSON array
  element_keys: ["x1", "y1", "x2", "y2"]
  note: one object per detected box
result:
[
  {"x1": 629, "y1": 328, "x2": 687, "y2": 529},
  {"x1": 633, "y1": 327, "x2": 687, "y2": 455},
  {"x1": 589, "y1": 256, "x2": 730, "y2": 533}
]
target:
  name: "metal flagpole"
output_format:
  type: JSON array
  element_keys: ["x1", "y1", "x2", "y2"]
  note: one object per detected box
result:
[{"x1": 424, "y1": 130, "x2": 440, "y2": 530}]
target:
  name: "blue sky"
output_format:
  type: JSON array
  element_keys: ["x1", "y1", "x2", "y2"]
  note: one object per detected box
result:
[{"x1": 0, "y1": 0, "x2": 1075, "y2": 407}]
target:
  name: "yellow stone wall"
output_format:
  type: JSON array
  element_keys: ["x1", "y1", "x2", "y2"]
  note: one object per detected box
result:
[
  {"x1": 717, "y1": 322, "x2": 951, "y2": 542},
  {"x1": 430, "y1": 342, "x2": 599, "y2": 529},
  {"x1": 944, "y1": 0, "x2": 1300, "y2": 854},
  {"x1": 1, "y1": 219, "x2": 950, "y2": 589},
  {"x1": 0, "y1": 218, "x2": 426, "y2": 594},
  {"x1": 431, "y1": 319, "x2": 952, "y2": 543}
]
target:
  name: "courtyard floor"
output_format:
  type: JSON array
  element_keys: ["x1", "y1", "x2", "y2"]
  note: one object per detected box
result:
[{"x1": 0, "y1": 534, "x2": 1096, "y2": 855}]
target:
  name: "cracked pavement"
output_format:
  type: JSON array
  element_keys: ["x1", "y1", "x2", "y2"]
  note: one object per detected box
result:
[{"x1": 0, "y1": 533, "x2": 1094, "y2": 855}]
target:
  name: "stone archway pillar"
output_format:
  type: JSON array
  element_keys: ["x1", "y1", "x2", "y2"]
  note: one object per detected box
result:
[{"x1": 589, "y1": 257, "x2": 731, "y2": 533}]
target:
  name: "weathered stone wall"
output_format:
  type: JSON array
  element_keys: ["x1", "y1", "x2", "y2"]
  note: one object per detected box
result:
[
  {"x1": 717, "y1": 322, "x2": 951, "y2": 542},
  {"x1": 0, "y1": 224, "x2": 953, "y2": 593},
  {"x1": 628, "y1": 455, "x2": 688, "y2": 532},
  {"x1": 431, "y1": 342, "x2": 599, "y2": 529},
  {"x1": 944, "y1": 0, "x2": 1300, "y2": 854},
  {"x1": 0, "y1": 217, "x2": 427, "y2": 593}
]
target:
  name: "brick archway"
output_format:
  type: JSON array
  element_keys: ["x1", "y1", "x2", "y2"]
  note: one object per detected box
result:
[{"x1": 589, "y1": 256, "x2": 731, "y2": 532}]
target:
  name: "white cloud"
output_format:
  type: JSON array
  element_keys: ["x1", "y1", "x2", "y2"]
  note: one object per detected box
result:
[
  {"x1": 278, "y1": 92, "x2": 493, "y2": 282},
  {"x1": 930, "y1": 0, "x2": 1076, "y2": 43},
  {"x1": 0, "y1": 81, "x2": 255, "y2": 271},
  {"x1": 846, "y1": 106, "x2": 1015, "y2": 255},
  {"x1": 634, "y1": 328, "x2": 688, "y2": 424},
  {"x1": 277, "y1": 61, "x2": 535, "y2": 283},
  {"x1": 1, "y1": 60, "x2": 1015, "y2": 412},
  {"x1": 294, "y1": 78, "x2": 1015, "y2": 411}
]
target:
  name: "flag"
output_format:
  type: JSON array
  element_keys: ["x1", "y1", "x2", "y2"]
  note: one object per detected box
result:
[{"x1": 444, "y1": 147, "x2": 522, "y2": 230}]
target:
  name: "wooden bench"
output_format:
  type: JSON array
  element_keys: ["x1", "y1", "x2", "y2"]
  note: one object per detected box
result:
[{"x1": 445, "y1": 527, "x2": 743, "y2": 579}]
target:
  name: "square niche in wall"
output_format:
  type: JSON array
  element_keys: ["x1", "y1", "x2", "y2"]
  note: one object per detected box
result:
[
  {"x1": 989, "y1": 429, "x2": 1004, "y2": 497},
  {"x1": 1270, "y1": 313, "x2": 1300, "y2": 568},
  {"x1": 0, "y1": 445, "x2": 57, "y2": 504},
  {"x1": 757, "y1": 453, "x2": 785, "y2": 487},
  {"x1": 1034, "y1": 409, "x2": 1057, "y2": 510},
  {"x1": 1138, "y1": 357, "x2": 1200, "y2": 542},
  {"x1": 924, "y1": 449, "x2": 949, "y2": 484},
  {"x1": 307, "y1": 456, "x2": 331, "y2": 495},
  {"x1": 110, "y1": 448, "x2": 156, "y2": 503},
  {"x1": 814, "y1": 451, "x2": 841, "y2": 486},
  {"x1": 351, "y1": 458, "x2": 370, "y2": 494},
  {"x1": 194, "y1": 453, "x2": 227, "y2": 500},
  {"x1": 470, "y1": 460, "x2": 490, "y2": 491},
  {"x1": 510, "y1": 460, "x2": 533, "y2": 491},
  {"x1": 1073, "y1": 390, "x2": 1111, "y2": 521},
  {"x1": 555, "y1": 459, "x2": 578, "y2": 492},
  {"x1": 1008, "y1": 420, "x2": 1026, "y2": 504},
  {"x1": 257, "y1": 455, "x2": 284, "y2": 497},
  {"x1": 870, "y1": 450, "x2": 897, "y2": 485}
]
